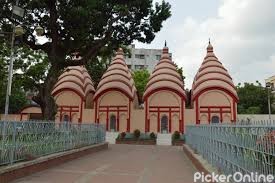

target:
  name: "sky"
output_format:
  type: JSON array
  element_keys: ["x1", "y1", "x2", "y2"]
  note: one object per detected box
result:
[{"x1": 135, "y1": 0, "x2": 275, "y2": 89}]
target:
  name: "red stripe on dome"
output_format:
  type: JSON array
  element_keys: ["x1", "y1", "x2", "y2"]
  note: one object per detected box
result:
[
  {"x1": 54, "y1": 80, "x2": 88, "y2": 94},
  {"x1": 199, "y1": 65, "x2": 227, "y2": 72},
  {"x1": 156, "y1": 60, "x2": 175, "y2": 66},
  {"x1": 65, "y1": 67, "x2": 91, "y2": 78},
  {"x1": 193, "y1": 78, "x2": 236, "y2": 91},
  {"x1": 196, "y1": 71, "x2": 232, "y2": 81},
  {"x1": 101, "y1": 72, "x2": 130, "y2": 81},
  {"x1": 58, "y1": 73, "x2": 91, "y2": 84},
  {"x1": 110, "y1": 61, "x2": 127, "y2": 67},
  {"x1": 96, "y1": 78, "x2": 134, "y2": 92},
  {"x1": 202, "y1": 59, "x2": 222, "y2": 65},
  {"x1": 106, "y1": 67, "x2": 129, "y2": 74},
  {"x1": 152, "y1": 66, "x2": 178, "y2": 74},
  {"x1": 145, "y1": 78, "x2": 184, "y2": 91},
  {"x1": 204, "y1": 55, "x2": 218, "y2": 60},
  {"x1": 150, "y1": 71, "x2": 182, "y2": 81}
]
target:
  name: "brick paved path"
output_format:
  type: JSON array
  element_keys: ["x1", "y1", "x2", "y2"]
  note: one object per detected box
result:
[{"x1": 13, "y1": 144, "x2": 200, "y2": 183}]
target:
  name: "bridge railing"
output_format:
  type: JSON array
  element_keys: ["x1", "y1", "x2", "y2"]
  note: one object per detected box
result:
[
  {"x1": 186, "y1": 124, "x2": 275, "y2": 178},
  {"x1": 0, "y1": 121, "x2": 105, "y2": 166}
]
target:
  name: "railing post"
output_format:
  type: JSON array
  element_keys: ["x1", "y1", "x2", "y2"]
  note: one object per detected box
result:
[
  {"x1": 10, "y1": 122, "x2": 16, "y2": 165},
  {"x1": 96, "y1": 123, "x2": 99, "y2": 144}
]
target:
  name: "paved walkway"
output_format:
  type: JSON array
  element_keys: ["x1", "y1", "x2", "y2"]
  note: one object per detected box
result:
[{"x1": 13, "y1": 144, "x2": 200, "y2": 183}]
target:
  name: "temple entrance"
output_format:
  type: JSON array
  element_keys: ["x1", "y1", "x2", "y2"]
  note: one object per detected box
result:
[
  {"x1": 63, "y1": 114, "x2": 70, "y2": 122},
  {"x1": 110, "y1": 115, "x2": 116, "y2": 131},
  {"x1": 211, "y1": 116, "x2": 220, "y2": 123},
  {"x1": 161, "y1": 115, "x2": 168, "y2": 133}
]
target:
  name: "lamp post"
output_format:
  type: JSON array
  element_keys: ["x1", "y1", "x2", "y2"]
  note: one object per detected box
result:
[
  {"x1": 3, "y1": 1, "x2": 43, "y2": 119},
  {"x1": 3, "y1": 0, "x2": 25, "y2": 119},
  {"x1": 266, "y1": 82, "x2": 274, "y2": 122}
]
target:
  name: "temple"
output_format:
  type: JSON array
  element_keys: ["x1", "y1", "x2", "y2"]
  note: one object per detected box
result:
[
  {"x1": 192, "y1": 42, "x2": 238, "y2": 124},
  {"x1": 12, "y1": 41, "x2": 238, "y2": 133}
]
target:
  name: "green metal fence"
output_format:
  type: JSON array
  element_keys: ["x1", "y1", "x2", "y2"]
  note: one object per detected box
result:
[
  {"x1": 0, "y1": 121, "x2": 105, "y2": 166},
  {"x1": 186, "y1": 124, "x2": 275, "y2": 180}
]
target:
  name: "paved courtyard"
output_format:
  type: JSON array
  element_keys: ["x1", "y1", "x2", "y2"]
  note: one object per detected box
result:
[{"x1": 13, "y1": 144, "x2": 200, "y2": 183}]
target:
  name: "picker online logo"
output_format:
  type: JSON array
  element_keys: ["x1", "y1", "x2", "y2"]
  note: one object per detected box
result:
[{"x1": 194, "y1": 172, "x2": 275, "y2": 183}]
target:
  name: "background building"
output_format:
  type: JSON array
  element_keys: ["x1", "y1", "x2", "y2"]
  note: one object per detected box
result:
[
  {"x1": 125, "y1": 44, "x2": 172, "y2": 72},
  {"x1": 265, "y1": 75, "x2": 275, "y2": 91}
]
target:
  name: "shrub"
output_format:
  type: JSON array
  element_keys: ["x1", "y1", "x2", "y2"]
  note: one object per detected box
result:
[
  {"x1": 150, "y1": 132, "x2": 156, "y2": 139},
  {"x1": 133, "y1": 129, "x2": 141, "y2": 139},
  {"x1": 120, "y1": 132, "x2": 126, "y2": 139},
  {"x1": 173, "y1": 131, "x2": 181, "y2": 140}
]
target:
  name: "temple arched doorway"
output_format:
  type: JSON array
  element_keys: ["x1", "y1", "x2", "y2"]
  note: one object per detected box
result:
[
  {"x1": 161, "y1": 115, "x2": 168, "y2": 133},
  {"x1": 211, "y1": 116, "x2": 220, "y2": 124},
  {"x1": 63, "y1": 114, "x2": 70, "y2": 122},
  {"x1": 110, "y1": 115, "x2": 117, "y2": 131}
]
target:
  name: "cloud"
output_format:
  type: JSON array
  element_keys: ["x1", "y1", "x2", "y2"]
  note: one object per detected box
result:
[{"x1": 136, "y1": 0, "x2": 275, "y2": 88}]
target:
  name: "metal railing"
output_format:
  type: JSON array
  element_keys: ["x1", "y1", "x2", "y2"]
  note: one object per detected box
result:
[
  {"x1": 186, "y1": 124, "x2": 275, "y2": 181},
  {"x1": 0, "y1": 121, "x2": 105, "y2": 166},
  {"x1": 237, "y1": 119, "x2": 275, "y2": 126}
]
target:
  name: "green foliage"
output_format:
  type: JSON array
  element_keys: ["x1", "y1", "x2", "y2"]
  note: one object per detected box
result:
[
  {"x1": 174, "y1": 63, "x2": 185, "y2": 81},
  {"x1": 172, "y1": 131, "x2": 180, "y2": 140},
  {"x1": 149, "y1": 132, "x2": 156, "y2": 139},
  {"x1": 237, "y1": 82, "x2": 275, "y2": 114},
  {"x1": 119, "y1": 132, "x2": 126, "y2": 139},
  {"x1": 133, "y1": 69, "x2": 150, "y2": 103},
  {"x1": 0, "y1": 0, "x2": 172, "y2": 119},
  {"x1": 133, "y1": 129, "x2": 141, "y2": 139},
  {"x1": 86, "y1": 57, "x2": 110, "y2": 88}
]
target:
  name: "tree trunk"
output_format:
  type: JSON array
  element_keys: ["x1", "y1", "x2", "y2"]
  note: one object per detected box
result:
[{"x1": 33, "y1": 65, "x2": 61, "y2": 121}]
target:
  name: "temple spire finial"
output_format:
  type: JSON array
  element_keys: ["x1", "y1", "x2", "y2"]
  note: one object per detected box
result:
[
  {"x1": 164, "y1": 40, "x2": 167, "y2": 47},
  {"x1": 207, "y1": 38, "x2": 213, "y2": 53}
]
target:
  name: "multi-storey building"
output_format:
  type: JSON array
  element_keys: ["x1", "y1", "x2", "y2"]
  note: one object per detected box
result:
[
  {"x1": 125, "y1": 44, "x2": 172, "y2": 72},
  {"x1": 265, "y1": 75, "x2": 275, "y2": 91}
]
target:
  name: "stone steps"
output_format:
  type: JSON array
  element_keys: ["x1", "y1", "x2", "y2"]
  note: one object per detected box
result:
[
  {"x1": 157, "y1": 133, "x2": 172, "y2": 145},
  {"x1": 106, "y1": 132, "x2": 119, "y2": 144}
]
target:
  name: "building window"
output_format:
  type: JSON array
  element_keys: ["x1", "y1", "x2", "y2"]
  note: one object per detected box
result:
[
  {"x1": 135, "y1": 54, "x2": 145, "y2": 59},
  {"x1": 135, "y1": 65, "x2": 145, "y2": 70},
  {"x1": 156, "y1": 55, "x2": 161, "y2": 60},
  {"x1": 127, "y1": 65, "x2": 132, "y2": 69}
]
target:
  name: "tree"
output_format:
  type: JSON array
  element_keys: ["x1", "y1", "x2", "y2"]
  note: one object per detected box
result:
[
  {"x1": 175, "y1": 63, "x2": 185, "y2": 82},
  {"x1": 133, "y1": 69, "x2": 150, "y2": 103},
  {"x1": 0, "y1": 0, "x2": 171, "y2": 120},
  {"x1": 237, "y1": 81, "x2": 275, "y2": 114}
]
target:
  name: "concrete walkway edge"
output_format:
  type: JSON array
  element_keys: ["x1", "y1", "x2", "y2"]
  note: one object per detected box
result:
[{"x1": 0, "y1": 142, "x2": 108, "y2": 183}]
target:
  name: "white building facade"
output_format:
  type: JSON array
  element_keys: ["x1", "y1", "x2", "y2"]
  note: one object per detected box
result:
[{"x1": 125, "y1": 44, "x2": 172, "y2": 73}]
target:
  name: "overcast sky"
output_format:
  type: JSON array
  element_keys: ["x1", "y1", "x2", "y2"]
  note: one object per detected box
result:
[{"x1": 135, "y1": 0, "x2": 275, "y2": 89}]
